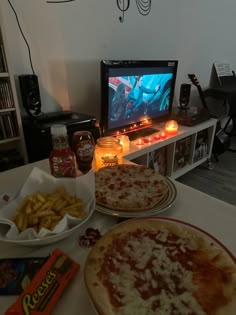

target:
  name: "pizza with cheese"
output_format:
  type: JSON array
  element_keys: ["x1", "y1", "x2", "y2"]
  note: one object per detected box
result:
[
  {"x1": 95, "y1": 164, "x2": 170, "y2": 212},
  {"x1": 85, "y1": 218, "x2": 236, "y2": 315}
]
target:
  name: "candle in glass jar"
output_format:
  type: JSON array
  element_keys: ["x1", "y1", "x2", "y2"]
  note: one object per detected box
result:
[
  {"x1": 165, "y1": 120, "x2": 178, "y2": 135},
  {"x1": 95, "y1": 137, "x2": 123, "y2": 170},
  {"x1": 116, "y1": 135, "x2": 130, "y2": 154}
]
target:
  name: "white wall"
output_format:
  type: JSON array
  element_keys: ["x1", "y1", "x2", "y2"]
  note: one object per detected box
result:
[{"x1": 1, "y1": 0, "x2": 236, "y2": 120}]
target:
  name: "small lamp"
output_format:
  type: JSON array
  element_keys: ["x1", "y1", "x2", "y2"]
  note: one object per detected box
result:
[{"x1": 165, "y1": 120, "x2": 179, "y2": 135}]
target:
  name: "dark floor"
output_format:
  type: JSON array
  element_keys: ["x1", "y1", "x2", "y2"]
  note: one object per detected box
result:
[{"x1": 177, "y1": 139, "x2": 236, "y2": 206}]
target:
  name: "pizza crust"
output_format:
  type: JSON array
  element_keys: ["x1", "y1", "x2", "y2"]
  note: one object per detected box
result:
[{"x1": 85, "y1": 219, "x2": 236, "y2": 315}]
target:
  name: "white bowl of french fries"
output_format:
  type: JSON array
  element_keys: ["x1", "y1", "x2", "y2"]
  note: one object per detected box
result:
[{"x1": 0, "y1": 167, "x2": 95, "y2": 246}]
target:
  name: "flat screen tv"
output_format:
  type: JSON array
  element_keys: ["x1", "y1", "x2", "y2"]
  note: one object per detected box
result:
[{"x1": 100, "y1": 60, "x2": 178, "y2": 140}]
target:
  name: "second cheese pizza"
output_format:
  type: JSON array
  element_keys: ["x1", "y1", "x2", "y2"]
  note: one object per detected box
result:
[{"x1": 95, "y1": 164, "x2": 170, "y2": 212}]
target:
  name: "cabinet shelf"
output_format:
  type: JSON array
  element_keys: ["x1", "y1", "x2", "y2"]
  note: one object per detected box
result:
[
  {"x1": 124, "y1": 119, "x2": 217, "y2": 179},
  {"x1": 0, "y1": 108, "x2": 15, "y2": 113},
  {"x1": 0, "y1": 136, "x2": 21, "y2": 144},
  {"x1": 171, "y1": 156, "x2": 209, "y2": 179},
  {"x1": 0, "y1": 72, "x2": 9, "y2": 78},
  {"x1": 0, "y1": 9, "x2": 28, "y2": 171}
]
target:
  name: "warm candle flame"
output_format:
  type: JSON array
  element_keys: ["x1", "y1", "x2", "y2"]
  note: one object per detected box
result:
[
  {"x1": 136, "y1": 138, "x2": 144, "y2": 146},
  {"x1": 165, "y1": 120, "x2": 178, "y2": 134}
]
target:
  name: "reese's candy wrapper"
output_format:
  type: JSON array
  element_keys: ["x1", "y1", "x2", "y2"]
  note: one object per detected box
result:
[{"x1": 5, "y1": 248, "x2": 80, "y2": 315}]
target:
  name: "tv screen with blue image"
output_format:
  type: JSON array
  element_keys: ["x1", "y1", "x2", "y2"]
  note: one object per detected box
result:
[
  {"x1": 101, "y1": 60, "x2": 178, "y2": 137},
  {"x1": 109, "y1": 73, "x2": 174, "y2": 130}
]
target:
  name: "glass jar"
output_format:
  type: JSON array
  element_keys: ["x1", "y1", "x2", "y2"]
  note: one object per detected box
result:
[{"x1": 95, "y1": 136, "x2": 123, "y2": 169}]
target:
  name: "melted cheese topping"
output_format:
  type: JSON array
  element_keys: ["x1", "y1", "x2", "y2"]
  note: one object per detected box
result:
[
  {"x1": 95, "y1": 165, "x2": 169, "y2": 211},
  {"x1": 100, "y1": 229, "x2": 208, "y2": 315}
]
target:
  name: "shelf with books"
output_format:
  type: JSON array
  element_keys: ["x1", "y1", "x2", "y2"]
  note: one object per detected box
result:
[
  {"x1": 171, "y1": 155, "x2": 210, "y2": 179},
  {"x1": 0, "y1": 78, "x2": 15, "y2": 109},
  {"x1": 0, "y1": 10, "x2": 28, "y2": 170},
  {"x1": 193, "y1": 128, "x2": 212, "y2": 163},
  {"x1": 173, "y1": 136, "x2": 194, "y2": 173},
  {"x1": 0, "y1": 110, "x2": 19, "y2": 139},
  {"x1": 148, "y1": 146, "x2": 167, "y2": 176},
  {"x1": 0, "y1": 42, "x2": 8, "y2": 73},
  {"x1": 125, "y1": 119, "x2": 217, "y2": 179}
]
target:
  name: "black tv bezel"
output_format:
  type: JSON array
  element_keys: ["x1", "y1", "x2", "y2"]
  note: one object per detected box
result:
[{"x1": 100, "y1": 60, "x2": 178, "y2": 137}]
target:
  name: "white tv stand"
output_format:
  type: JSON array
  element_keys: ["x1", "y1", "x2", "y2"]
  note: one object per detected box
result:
[{"x1": 124, "y1": 118, "x2": 217, "y2": 179}]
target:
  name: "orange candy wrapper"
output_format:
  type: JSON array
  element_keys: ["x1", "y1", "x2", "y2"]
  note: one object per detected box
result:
[{"x1": 5, "y1": 248, "x2": 80, "y2": 315}]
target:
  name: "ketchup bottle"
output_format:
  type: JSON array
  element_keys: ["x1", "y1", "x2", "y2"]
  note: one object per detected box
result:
[{"x1": 49, "y1": 124, "x2": 76, "y2": 178}]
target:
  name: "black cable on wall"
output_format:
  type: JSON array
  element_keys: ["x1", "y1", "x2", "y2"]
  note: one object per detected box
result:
[
  {"x1": 7, "y1": 0, "x2": 77, "y2": 75},
  {"x1": 8, "y1": 0, "x2": 35, "y2": 75}
]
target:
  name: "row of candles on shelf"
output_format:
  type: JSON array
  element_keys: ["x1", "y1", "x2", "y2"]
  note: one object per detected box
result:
[
  {"x1": 136, "y1": 120, "x2": 179, "y2": 146},
  {"x1": 116, "y1": 120, "x2": 179, "y2": 149},
  {"x1": 115, "y1": 120, "x2": 179, "y2": 148},
  {"x1": 135, "y1": 132, "x2": 167, "y2": 146},
  {"x1": 95, "y1": 120, "x2": 179, "y2": 169}
]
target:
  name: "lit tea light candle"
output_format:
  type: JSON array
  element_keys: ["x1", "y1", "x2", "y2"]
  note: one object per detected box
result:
[
  {"x1": 160, "y1": 131, "x2": 167, "y2": 140},
  {"x1": 154, "y1": 133, "x2": 161, "y2": 140},
  {"x1": 165, "y1": 120, "x2": 178, "y2": 135},
  {"x1": 116, "y1": 135, "x2": 130, "y2": 154},
  {"x1": 136, "y1": 138, "x2": 144, "y2": 146}
]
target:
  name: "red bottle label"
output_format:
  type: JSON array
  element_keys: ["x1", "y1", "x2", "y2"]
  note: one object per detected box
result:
[
  {"x1": 75, "y1": 140, "x2": 94, "y2": 162},
  {"x1": 50, "y1": 152, "x2": 76, "y2": 178}
]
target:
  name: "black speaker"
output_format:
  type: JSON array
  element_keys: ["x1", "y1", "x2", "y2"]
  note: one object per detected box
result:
[
  {"x1": 19, "y1": 75, "x2": 41, "y2": 116},
  {"x1": 179, "y1": 83, "x2": 191, "y2": 109}
]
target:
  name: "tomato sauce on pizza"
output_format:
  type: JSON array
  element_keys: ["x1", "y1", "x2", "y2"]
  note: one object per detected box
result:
[{"x1": 85, "y1": 219, "x2": 236, "y2": 315}]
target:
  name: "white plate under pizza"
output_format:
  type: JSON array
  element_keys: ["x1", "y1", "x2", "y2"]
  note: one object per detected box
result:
[
  {"x1": 95, "y1": 164, "x2": 177, "y2": 218},
  {"x1": 85, "y1": 217, "x2": 236, "y2": 315}
]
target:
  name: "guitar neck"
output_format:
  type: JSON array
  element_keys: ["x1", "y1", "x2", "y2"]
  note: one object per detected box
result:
[
  {"x1": 188, "y1": 74, "x2": 208, "y2": 109},
  {"x1": 195, "y1": 85, "x2": 208, "y2": 109}
]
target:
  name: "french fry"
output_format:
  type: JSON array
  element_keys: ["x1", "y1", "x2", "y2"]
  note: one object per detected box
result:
[
  {"x1": 16, "y1": 214, "x2": 28, "y2": 232},
  {"x1": 32, "y1": 202, "x2": 43, "y2": 212},
  {"x1": 29, "y1": 216, "x2": 39, "y2": 225},
  {"x1": 35, "y1": 193, "x2": 47, "y2": 203},
  {"x1": 54, "y1": 200, "x2": 68, "y2": 211},
  {"x1": 12, "y1": 186, "x2": 86, "y2": 233},
  {"x1": 24, "y1": 204, "x2": 32, "y2": 215},
  {"x1": 35, "y1": 210, "x2": 55, "y2": 218}
]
